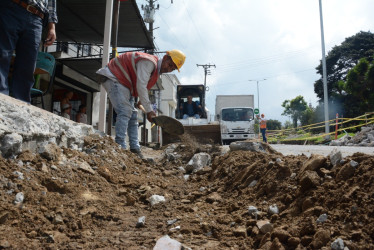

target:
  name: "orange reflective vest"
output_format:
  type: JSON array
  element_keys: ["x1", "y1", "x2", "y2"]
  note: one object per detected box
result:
[
  {"x1": 107, "y1": 52, "x2": 159, "y2": 97},
  {"x1": 260, "y1": 118, "x2": 267, "y2": 129}
]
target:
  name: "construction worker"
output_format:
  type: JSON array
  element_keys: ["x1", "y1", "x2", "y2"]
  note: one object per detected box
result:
[
  {"x1": 96, "y1": 50, "x2": 186, "y2": 157},
  {"x1": 259, "y1": 113, "x2": 267, "y2": 143}
]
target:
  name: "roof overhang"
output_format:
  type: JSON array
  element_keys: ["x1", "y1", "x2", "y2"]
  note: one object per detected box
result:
[{"x1": 56, "y1": 0, "x2": 154, "y2": 49}]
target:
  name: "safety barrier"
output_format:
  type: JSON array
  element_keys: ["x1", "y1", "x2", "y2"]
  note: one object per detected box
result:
[{"x1": 266, "y1": 112, "x2": 374, "y2": 142}]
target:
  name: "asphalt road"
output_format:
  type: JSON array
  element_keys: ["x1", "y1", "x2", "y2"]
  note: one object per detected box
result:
[{"x1": 270, "y1": 144, "x2": 374, "y2": 158}]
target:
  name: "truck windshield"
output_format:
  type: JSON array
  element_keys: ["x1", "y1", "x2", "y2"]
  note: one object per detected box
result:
[{"x1": 221, "y1": 108, "x2": 253, "y2": 121}]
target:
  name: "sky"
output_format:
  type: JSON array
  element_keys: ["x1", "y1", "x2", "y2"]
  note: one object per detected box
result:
[{"x1": 136, "y1": 0, "x2": 374, "y2": 124}]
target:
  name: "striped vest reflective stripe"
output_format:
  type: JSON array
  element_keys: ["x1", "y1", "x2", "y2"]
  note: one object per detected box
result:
[{"x1": 107, "y1": 52, "x2": 159, "y2": 97}]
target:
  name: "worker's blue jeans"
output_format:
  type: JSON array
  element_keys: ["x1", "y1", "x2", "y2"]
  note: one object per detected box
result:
[
  {"x1": 102, "y1": 79, "x2": 140, "y2": 151},
  {"x1": 0, "y1": 0, "x2": 43, "y2": 102},
  {"x1": 261, "y1": 128, "x2": 267, "y2": 143}
]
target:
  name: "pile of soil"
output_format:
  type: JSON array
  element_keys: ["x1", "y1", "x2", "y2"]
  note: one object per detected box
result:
[{"x1": 0, "y1": 134, "x2": 373, "y2": 249}]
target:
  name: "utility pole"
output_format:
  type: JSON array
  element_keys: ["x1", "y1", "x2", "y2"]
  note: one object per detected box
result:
[
  {"x1": 197, "y1": 64, "x2": 216, "y2": 90},
  {"x1": 142, "y1": 0, "x2": 160, "y2": 54},
  {"x1": 249, "y1": 79, "x2": 267, "y2": 137},
  {"x1": 318, "y1": 0, "x2": 330, "y2": 137},
  {"x1": 197, "y1": 64, "x2": 215, "y2": 117},
  {"x1": 141, "y1": 0, "x2": 159, "y2": 146}
]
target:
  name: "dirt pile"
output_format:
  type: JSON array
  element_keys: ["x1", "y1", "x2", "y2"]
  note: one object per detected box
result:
[{"x1": 0, "y1": 134, "x2": 374, "y2": 249}]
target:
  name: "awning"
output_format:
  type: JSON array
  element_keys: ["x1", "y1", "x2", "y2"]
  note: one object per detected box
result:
[
  {"x1": 56, "y1": 0, "x2": 154, "y2": 49},
  {"x1": 57, "y1": 58, "x2": 102, "y2": 83}
]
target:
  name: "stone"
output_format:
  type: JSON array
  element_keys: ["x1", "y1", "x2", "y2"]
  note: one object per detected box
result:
[
  {"x1": 248, "y1": 180, "x2": 257, "y2": 187},
  {"x1": 136, "y1": 216, "x2": 146, "y2": 228},
  {"x1": 153, "y1": 235, "x2": 182, "y2": 250},
  {"x1": 349, "y1": 160, "x2": 359, "y2": 168},
  {"x1": 38, "y1": 143, "x2": 62, "y2": 161},
  {"x1": 316, "y1": 213, "x2": 328, "y2": 223},
  {"x1": 185, "y1": 153, "x2": 211, "y2": 173},
  {"x1": 233, "y1": 226, "x2": 247, "y2": 237},
  {"x1": 271, "y1": 228, "x2": 291, "y2": 243},
  {"x1": 311, "y1": 229, "x2": 330, "y2": 249},
  {"x1": 299, "y1": 171, "x2": 320, "y2": 192},
  {"x1": 301, "y1": 155, "x2": 326, "y2": 172},
  {"x1": 336, "y1": 163, "x2": 356, "y2": 181},
  {"x1": 229, "y1": 141, "x2": 267, "y2": 153},
  {"x1": 248, "y1": 206, "x2": 258, "y2": 214},
  {"x1": 206, "y1": 192, "x2": 222, "y2": 203},
  {"x1": 256, "y1": 220, "x2": 273, "y2": 234},
  {"x1": 14, "y1": 192, "x2": 24, "y2": 204},
  {"x1": 331, "y1": 237, "x2": 345, "y2": 250},
  {"x1": 149, "y1": 195, "x2": 166, "y2": 206},
  {"x1": 328, "y1": 149, "x2": 342, "y2": 166},
  {"x1": 268, "y1": 204, "x2": 279, "y2": 215},
  {"x1": 0, "y1": 133, "x2": 23, "y2": 158},
  {"x1": 77, "y1": 161, "x2": 96, "y2": 175}
]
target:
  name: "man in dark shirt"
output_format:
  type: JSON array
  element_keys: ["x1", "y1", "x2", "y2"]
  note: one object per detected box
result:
[
  {"x1": 0, "y1": 0, "x2": 58, "y2": 102},
  {"x1": 180, "y1": 95, "x2": 201, "y2": 119}
]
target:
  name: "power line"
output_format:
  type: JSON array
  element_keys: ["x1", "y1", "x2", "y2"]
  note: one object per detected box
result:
[
  {"x1": 156, "y1": 12, "x2": 186, "y2": 49},
  {"x1": 181, "y1": 0, "x2": 209, "y2": 55},
  {"x1": 210, "y1": 67, "x2": 316, "y2": 88}
]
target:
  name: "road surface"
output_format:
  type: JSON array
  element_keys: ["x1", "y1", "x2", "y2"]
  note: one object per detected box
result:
[{"x1": 270, "y1": 144, "x2": 374, "y2": 158}]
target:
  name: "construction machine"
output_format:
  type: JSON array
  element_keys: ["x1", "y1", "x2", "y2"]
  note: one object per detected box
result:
[{"x1": 162, "y1": 84, "x2": 221, "y2": 144}]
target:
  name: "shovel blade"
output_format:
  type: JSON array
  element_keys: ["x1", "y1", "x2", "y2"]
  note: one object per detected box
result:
[{"x1": 152, "y1": 115, "x2": 184, "y2": 135}]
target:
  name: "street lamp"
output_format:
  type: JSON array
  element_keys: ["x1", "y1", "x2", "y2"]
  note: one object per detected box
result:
[
  {"x1": 249, "y1": 79, "x2": 267, "y2": 136},
  {"x1": 318, "y1": 0, "x2": 330, "y2": 136},
  {"x1": 248, "y1": 79, "x2": 266, "y2": 114}
]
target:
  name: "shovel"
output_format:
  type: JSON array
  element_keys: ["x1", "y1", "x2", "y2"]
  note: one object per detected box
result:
[
  {"x1": 152, "y1": 115, "x2": 184, "y2": 135},
  {"x1": 138, "y1": 104, "x2": 184, "y2": 135}
]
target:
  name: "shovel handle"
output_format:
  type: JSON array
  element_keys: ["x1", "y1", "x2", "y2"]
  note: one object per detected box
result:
[
  {"x1": 138, "y1": 104, "x2": 147, "y2": 114},
  {"x1": 138, "y1": 104, "x2": 156, "y2": 123}
]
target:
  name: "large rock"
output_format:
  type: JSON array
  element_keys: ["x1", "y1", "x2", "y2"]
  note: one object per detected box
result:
[
  {"x1": 328, "y1": 149, "x2": 342, "y2": 166},
  {"x1": 299, "y1": 171, "x2": 320, "y2": 192},
  {"x1": 185, "y1": 153, "x2": 211, "y2": 173},
  {"x1": 153, "y1": 235, "x2": 182, "y2": 250},
  {"x1": 301, "y1": 155, "x2": 326, "y2": 173},
  {"x1": 0, "y1": 93, "x2": 98, "y2": 156},
  {"x1": 230, "y1": 141, "x2": 266, "y2": 153},
  {"x1": 0, "y1": 133, "x2": 23, "y2": 158}
]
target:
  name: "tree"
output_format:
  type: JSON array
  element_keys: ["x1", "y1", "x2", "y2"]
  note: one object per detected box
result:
[
  {"x1": 283, "y1": 120, "x2": 293, "y2": 129},
  {"x1": 281, "y1": 95, "x2": 308, "y2": 127},
  {"x1": 340, "y1": 57, "x2": 374, "y2": 117},
  {"x1": 300, "y1": 105, "x2": 315, "y2": 126},
  {"x1": 314, "y1": 31, "x2": 374, "y2": 117},
  {"x1": 267, "y1": 119, "x2": 282, "y2": 130}
]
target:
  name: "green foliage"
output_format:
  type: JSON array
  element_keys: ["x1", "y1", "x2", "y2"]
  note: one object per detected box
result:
[
  {"x1": 341, "y1": 57, "x2": 374, "y2": 116},
  {"x1": 267, "y1": 119, "x2": 282, "y2": 130},
  {"x1": 283, "y1": 120, "x2": 293, "y2": 129},
  {"x1": 281, "y1": 95, "x2": 308, "y2": 127},
  {"x1": 300, "y1": 106, "x2": 315, "y2": 126},
  {"x1": 314, "y1": 31, "x2": 374, "y2": 118}
]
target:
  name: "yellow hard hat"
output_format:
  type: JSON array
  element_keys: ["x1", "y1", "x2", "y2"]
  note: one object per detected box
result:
[{"x1": 166, "y1": 49, "x2": 186, "y2": 72}]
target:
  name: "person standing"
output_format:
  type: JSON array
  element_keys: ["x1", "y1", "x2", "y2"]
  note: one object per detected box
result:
[
  {"x1": 76, "y1": 104, "x2": 87, "y2": 124},
  {"x1": 259, "y1": 113, "x2": 267, "y2": 143},
  {"x1": 61, "y1": 104, "x2": 71, "y2": 120},
  {"x1": 0, "y1": 0, "x2": 58, "y2": 103},
  {"x1": 60, "y1": 91, "x2": 73, "y2": 116},
  {"x1": 96, "y1": 50, "x2": 186, "y2": 157}
]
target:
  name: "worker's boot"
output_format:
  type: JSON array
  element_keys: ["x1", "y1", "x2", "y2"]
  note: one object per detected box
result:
[{"x1": 130, "y1": 148, "x2": 144, "y2": 159}]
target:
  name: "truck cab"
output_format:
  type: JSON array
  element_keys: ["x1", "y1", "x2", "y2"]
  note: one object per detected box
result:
[{"x1": 219, "y1": 107, "x2": 255, "y2": 145}]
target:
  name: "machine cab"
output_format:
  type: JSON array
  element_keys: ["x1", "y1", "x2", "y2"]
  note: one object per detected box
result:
[{"x1": 176, "y1": 85, "x2": 207, "y2": 119}]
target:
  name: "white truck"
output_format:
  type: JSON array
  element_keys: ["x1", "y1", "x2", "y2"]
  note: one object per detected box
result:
[{"x1": 215, "y1": 95, "x2": 256, "y2": 145}]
